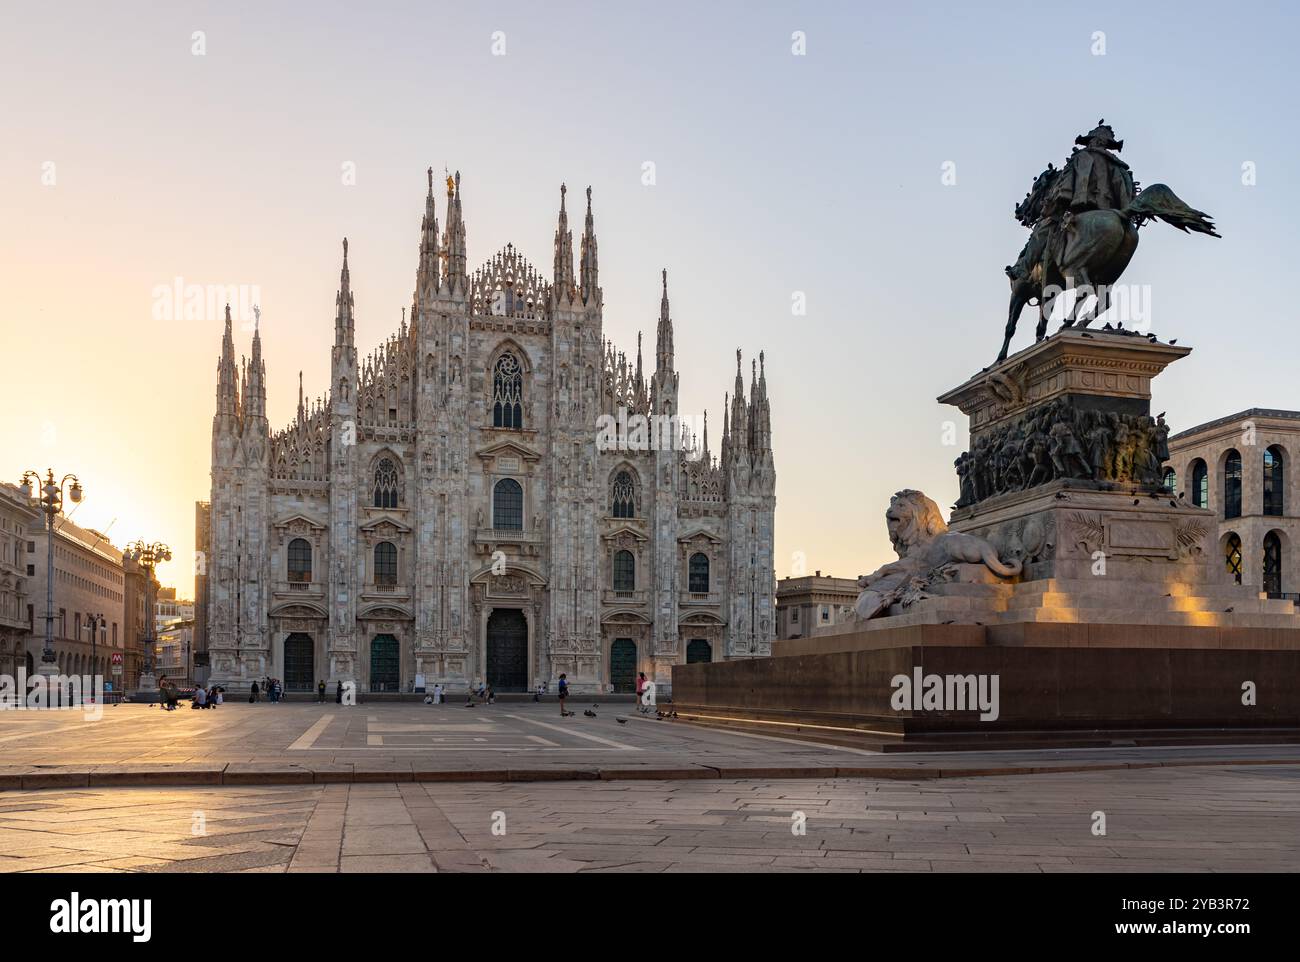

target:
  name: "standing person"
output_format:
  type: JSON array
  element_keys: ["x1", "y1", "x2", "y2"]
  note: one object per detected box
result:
[
  {"x1": 250, "y1": 679, "x2": 259, "y2": 703},
  {"x1": 335, "y1": 680, "x2": 343, "y2": 704},
  {"x1": 275, "y1": 679, "x2": 283, "y2": 703},
  {"x1": 433, "y1": 683, "x2": 443, "y2": 704},
  {"x1": 557, "y1": 673, "x2": 571, "y2": 717},
  {"x1": 317, "y1": 679, "x2": 326, "y2": 703},
  {"x1": 635, "y1": 671, "x2": 648, "y2": 714},
  {"x1": 487, "y1": 685, "x2": 495, "y2": 705}
]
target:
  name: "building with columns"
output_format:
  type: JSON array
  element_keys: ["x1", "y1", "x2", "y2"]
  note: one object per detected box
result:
[
  {"x1": 205, "y1": 171, "x2": 776, "y2": 695},
  {"x1": 0, "y1": 483, "x2": 40, "y2": 678},
  {"x1": 24, "y1": 514, "x2": 127, "y2": 680},
  {"x1": 775, "y1": 572, "x2": 859, "y2": 640},
  {"x1": 1165, "y1": 408, "x2": 1300, "y2": 599}
]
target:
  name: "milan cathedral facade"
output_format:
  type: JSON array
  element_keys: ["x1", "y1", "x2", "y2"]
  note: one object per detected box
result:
[{"x1": 205, "y1": 171, "x2": 775, "y2": 695}]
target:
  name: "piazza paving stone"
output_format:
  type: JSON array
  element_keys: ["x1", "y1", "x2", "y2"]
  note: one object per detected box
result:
[
  {"x1": 2, "y1": 702, "x2": 1300, "y2": 788},
  {"x1": 0, "y1": 764, "x2": 1294, "y2": 873},
  {"x1": 1, "y1": 704, "x2": 1297, "y2": 873}
]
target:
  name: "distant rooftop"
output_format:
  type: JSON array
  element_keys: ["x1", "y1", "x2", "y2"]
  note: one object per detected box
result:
[{"x1": 1170, "y1": 408, "x2": 1300, "y2": 443}]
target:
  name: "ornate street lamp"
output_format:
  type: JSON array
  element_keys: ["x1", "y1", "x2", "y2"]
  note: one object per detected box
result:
[
  {"x1": 125, "y1": 540, "x2": 171, "y2": 684},
  {"x1": 18, "y1": 469, "x2": 81, "y2": 674}
]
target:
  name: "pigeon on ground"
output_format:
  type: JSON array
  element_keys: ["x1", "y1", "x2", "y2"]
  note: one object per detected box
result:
[
  {"x1": 1133, "y1": 499, "x2": 1141, "y2": 506},
  {"x1": 583, "y1": 709, "x2": 597, "y2": 717},
  {"x1": 616, "y1": 717, "x2": 628, "y2": 724},
  {"x1": 1224, "y1": 607, "x2": 1234, "y2": 613}
]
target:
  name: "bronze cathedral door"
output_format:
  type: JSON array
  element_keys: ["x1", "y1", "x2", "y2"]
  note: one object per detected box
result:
[{"x1": 486, "y1": 609, "x2": 528, "y2": 692}]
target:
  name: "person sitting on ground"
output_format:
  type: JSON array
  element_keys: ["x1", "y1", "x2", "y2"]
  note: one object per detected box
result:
[{"x1": 193, "y1": 685, "x2": 207, "y2": 710}]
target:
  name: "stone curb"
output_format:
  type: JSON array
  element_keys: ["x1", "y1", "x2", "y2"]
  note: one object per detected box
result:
[{"x1": 1, "y1": 756, "x2": 1296, "y2": 791}]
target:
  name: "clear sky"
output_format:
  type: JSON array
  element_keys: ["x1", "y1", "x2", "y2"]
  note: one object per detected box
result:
[{"x1": 2, "y1": 0, "x2": 1297, "y2": 597}]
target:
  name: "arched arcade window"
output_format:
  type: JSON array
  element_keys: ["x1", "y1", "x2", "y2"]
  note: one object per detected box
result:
[
  {"x1": 1223, "y1": 450, "x2": 1242, "y2": 520},
  {"x1": 493, "y1": 478, "x2": 523, "y2": 530},
  {"x1": 1224, "y1": 532, "x2": 1243, "y2": 585},
  {"x1": 1264, "y1": 531, "x2": 1283, "y2": 596},
  {"x1": 1190, "y1": 459, "x2": 1208, "y2": 509},
  {"x1": 492, "y1": 352, "x2": 523, "y2": 429},
  {"x1": 1264, "y1": 446, "x2": 1285, "y2": 517}
]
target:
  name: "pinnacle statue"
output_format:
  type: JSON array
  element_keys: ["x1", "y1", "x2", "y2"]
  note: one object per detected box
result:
[{"x1": 997, "y1": 121, "x2": 1220, "y2": 363}]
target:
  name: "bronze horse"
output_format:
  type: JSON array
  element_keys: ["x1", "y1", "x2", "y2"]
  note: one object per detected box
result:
[{"x1": 997, "y1": 170, "x2": 1219, "y2": 363}]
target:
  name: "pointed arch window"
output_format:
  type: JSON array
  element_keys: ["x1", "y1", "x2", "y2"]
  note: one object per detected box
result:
[
  {"x1": 611, "y1": 471, "x2": 636, "y2": 518},
  {"x1": 492, "y1": 352, "x2": 523, "y2": 429},
  {"x1": 374, "y1": 542, "x2": 398, "y2": 587},
  {"x1": 287, "y1": 538, "x2": 312, "y2": 583},
  {"x1": 493, "y1": 478, "x2": 523, "y2": 530},
  {"x1": 1264, "y1": 446, "x2": 1285, "y2": 516},
  {"x1": 613, "y1": 550, "x2": 635, "y2": 592},
  {"x1": 1190, "y1": 459, "x2": 1208, "y2": 509},
  {"x1": 1264, "y1": 531, "x2": 1283, "y2": 596},
  {"x1": 374, "y1": 458, "x2": 400, "y2": 509},
  {"x1": 689, "y1": 552, "x2": 710, "y2": 593},
  {"x1": 1225, "y1": 532, "x2": 1243, "y2": 585},
  {"x1": 1223, "y1": 450, "x2": 1242, "y2": 520}
]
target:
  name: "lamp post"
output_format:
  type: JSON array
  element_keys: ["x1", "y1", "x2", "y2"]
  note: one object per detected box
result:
[
  {"x1": 83, "y1": 612, "x2": 105, "y2": 701},
  {"x1": 18, "y1": 469, "x2": 82, "y2": 676},
  {"x1": 125, "y1": 540, "x2": 171, "y2": 690}
]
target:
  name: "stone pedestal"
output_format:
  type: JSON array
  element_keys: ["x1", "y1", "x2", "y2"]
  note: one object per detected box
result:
[{"x1": 670, "y1": 330, "x2": 1300, "y2": 748}]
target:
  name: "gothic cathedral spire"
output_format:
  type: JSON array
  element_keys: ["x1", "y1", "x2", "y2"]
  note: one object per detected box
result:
[
  {"x1": 416, "y1": 167, "x2": 440, "y2": 304},
  {"x1": 335, "y1": 238, "x2": 354, "y2": 348},
  {"x1": 553, "y1": 183, "x2": 575, "y2": 301},
  {"x1": 442, "y1": 170, "x2": 467, "y2": 295},
  {"x1": 580, "y1": 186, "x2": 599, "y2": 306}
]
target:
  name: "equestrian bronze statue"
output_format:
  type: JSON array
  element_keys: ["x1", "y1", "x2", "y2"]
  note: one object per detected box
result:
[{"x1": 997, "y1": 121, "x2": 1219, "y2": 364}]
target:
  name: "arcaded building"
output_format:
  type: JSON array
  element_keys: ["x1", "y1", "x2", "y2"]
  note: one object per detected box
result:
[{"x1": 1165, "y1": 408, "x2": 1300, "y2": 598}]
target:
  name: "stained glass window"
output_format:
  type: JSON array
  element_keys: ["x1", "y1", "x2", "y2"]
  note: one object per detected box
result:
[
  {"x1": 374, "y1": 458, "x2": 400, "y2": 509},
  {"x1": 611, "y1": 471, "x2": 636, "y2": 518},
  {"x1": 492, "y1": 353, "x2": 523, "y2": 428}
]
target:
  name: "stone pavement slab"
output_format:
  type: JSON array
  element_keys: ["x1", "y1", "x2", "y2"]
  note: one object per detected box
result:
[
  {"x1": 4, "y1": 765, "x2": 1293, "y2": 873},
  {"x1": 3, "y1": 702, "x2": 1300, "y2": 789}
]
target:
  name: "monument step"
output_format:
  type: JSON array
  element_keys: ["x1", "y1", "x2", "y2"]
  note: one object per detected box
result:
[{"x1": 1005, "y1": 591, "x2": 1284, "y2": 614}]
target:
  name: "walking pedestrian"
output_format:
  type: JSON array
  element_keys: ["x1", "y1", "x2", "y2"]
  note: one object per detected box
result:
[
  {"x1": 636, "y1": 671, "x2": 648, "y2": 713},
  {"x1": 317, "y1": 679, "x2": 326, "y2": 703},
  {"x1": 250, "y1": 679, "x2": 259, "y2": 703},
  {"x1": 335, "y1": 680, "x2": 343, "y2": 704}
]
